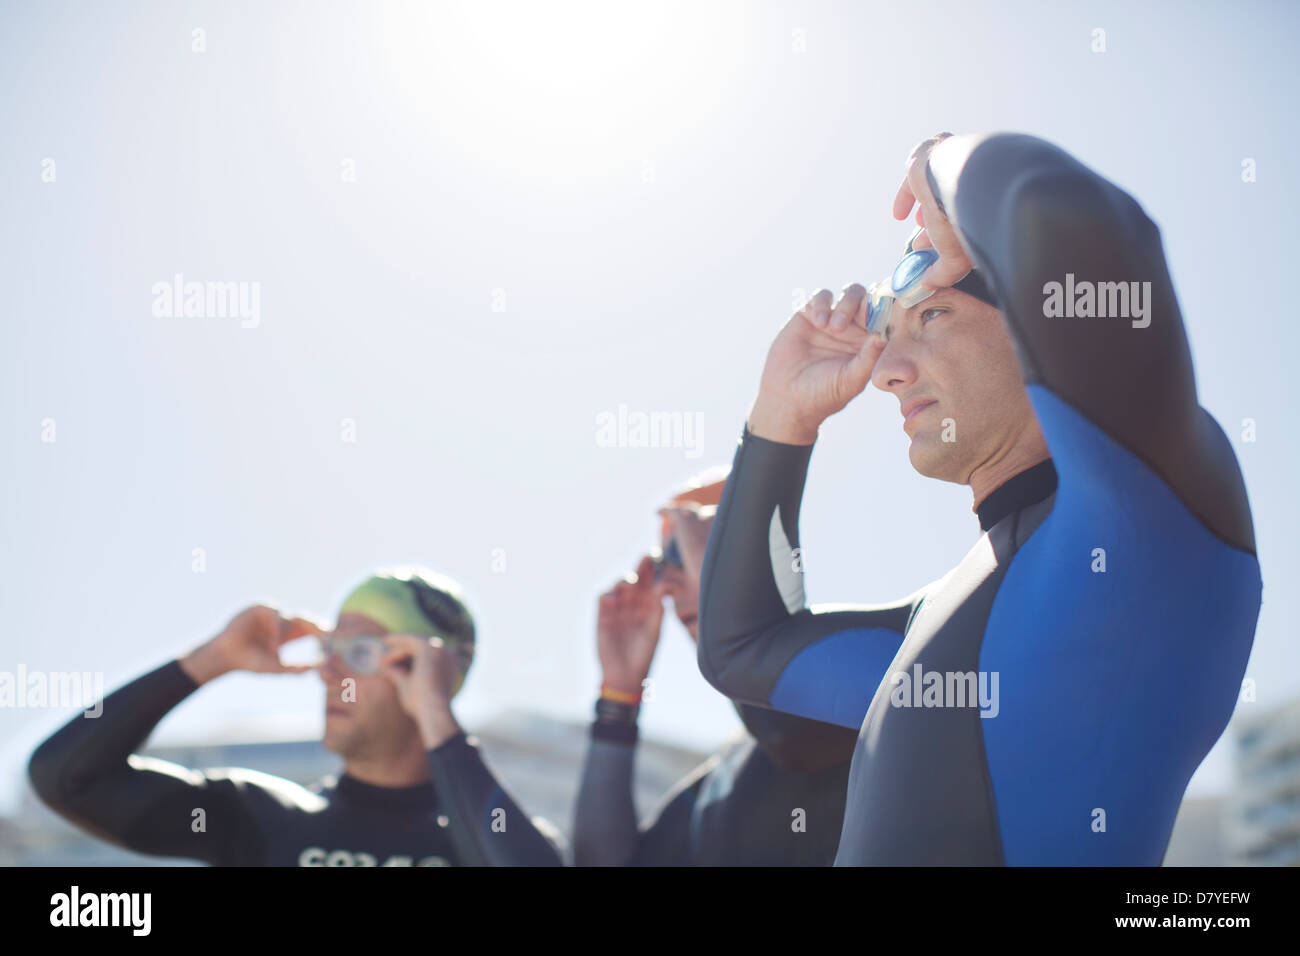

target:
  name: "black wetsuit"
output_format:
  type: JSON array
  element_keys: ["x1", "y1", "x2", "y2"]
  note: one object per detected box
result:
[
  {"x1": 697, "y1": 133, "x2": 1261, "y2": 865},
  {"x1": 27, "y1": 661, "x2": 562, "y2": 866},
  {"x1": 573, "y1": 702, "x2": 856, "y2": 866}
]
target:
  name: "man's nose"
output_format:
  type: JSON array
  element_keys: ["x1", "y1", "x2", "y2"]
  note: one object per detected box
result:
[
  {"x1": 870, "y1": 334, "x2": 918, "y2": 393},
  {"x1": 318, "y1": 647, "x2": 344, "y2": 681}
]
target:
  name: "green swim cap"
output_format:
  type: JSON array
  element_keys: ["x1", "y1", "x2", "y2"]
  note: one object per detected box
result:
[{"x1": 338, "y1": 568, "x2": 476, "y2": 694}]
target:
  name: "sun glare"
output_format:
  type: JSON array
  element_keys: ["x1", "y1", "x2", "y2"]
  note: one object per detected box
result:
[{"x1": 374, "y1": 0, "x2": 748, "y2": 184}]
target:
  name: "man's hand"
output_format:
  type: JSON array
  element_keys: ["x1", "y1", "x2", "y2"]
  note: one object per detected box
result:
[
  {"x1": 380, "y1": 634, "x2": 463, "y2": 749},
  {"x1": 181, "y1": 605, "x2": 324, "y2": 685},
  {"x1": 596, "y1": 554, "x2": 664, "y2": 697},
  {"x1": 747, "y1": 284, "x2": 885, "y2": 445},
  {"x1": 659, "y1": 503, "x2": 715, "y2": 585},
  {"x1": 892, "y1": 132, "x2": 974, "y2": 289}
]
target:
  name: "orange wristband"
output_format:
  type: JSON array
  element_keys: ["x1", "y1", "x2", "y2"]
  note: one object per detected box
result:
[{"x1": 600, "y1": 684, "x2": 642, "y2": 705}]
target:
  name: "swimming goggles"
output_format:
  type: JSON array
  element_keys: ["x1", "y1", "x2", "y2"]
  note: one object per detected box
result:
[{"x1": 864, "y1": 229, "x2": 991, "y2": 336}]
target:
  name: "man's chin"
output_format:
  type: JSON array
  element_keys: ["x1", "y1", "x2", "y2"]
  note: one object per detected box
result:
[
  {"x1": 321, "y1": 726, "x2": 351, "y2": 755},
  {"x1": 908, "y1": 438, "x2": 963, "y2": 483}
]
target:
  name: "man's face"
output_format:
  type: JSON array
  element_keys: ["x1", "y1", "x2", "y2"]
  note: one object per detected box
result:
[
  {"x1": 869, "y1": 288, "x2": 1040, "y2": 482},
  {"x1": 319, "y1": 612, "x2": 421, "y2": 759},
  {"x1": 656, "y1": 516, "x2": 714, "y2": 641}
]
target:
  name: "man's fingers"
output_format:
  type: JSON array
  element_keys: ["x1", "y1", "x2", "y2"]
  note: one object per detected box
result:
[
  {"x1": 892, "y1": 179, "x2": 917, "y2": 221},
  {"x1": 921, "y1": 257, "x2": 972, "y2": 290},
  {"x1": 659, "y1": 502, "x2": 705, "y2": 521},
  {"x1": 829, "y1": 284, "x2": 867, "y2": 332},
  {"x1": 275, "y1": 663, "x2": 315, "y2": 675},
  {"x1": 633, "y1": 553, "x2": 657, "y2": 587},
  {"x1": 660, "y1": 504, "x2": 701, "y2": 530},
  {"x1": 845, "y1": 331, "x2": 887, "y2": 391},
  {"x1": 281, "y1": 615, "x2": 325, "y2": 644},
  {"x1": 800, "y1": 288, "x2": 834, "y2": 328}
]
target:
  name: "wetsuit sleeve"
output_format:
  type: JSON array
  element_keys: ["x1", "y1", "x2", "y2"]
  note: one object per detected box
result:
[
  {"x1": 926, "y1": 133, "x2": 1255, "y2": 552},
  {"x1": 26, "y1": 661, "x2": 262, "y2": 866},
  {"x1": 572, "y1": 726, "x2": 641, "y2": 867},
  {"x1": 697, "y1": 429, "x2": 921, "y2": 729},
  {"x1": 425, "y1": 733, "x2": 563, "y2": 866}
]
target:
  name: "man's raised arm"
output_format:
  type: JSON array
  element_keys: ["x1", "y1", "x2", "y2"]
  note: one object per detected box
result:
[
  {"x1": 697, "y1": 423, "x2": 920, "y2": 729},
  {"x1": 924, "y1": 132, "x2": 1254, "y2": 553}
]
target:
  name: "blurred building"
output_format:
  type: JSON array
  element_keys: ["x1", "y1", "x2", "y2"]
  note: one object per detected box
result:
[
  {"x1": 1163, "y1": 796, "x2": 1228, "y2": 866},
  {"x1": 1, "y1": 710, "x2": 707, "y2": 866},
  {"x1": 1226, "y1": 698, "x2": 1300, "y2": 865}
]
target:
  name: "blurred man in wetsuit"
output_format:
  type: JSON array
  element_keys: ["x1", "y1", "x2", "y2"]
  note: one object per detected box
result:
[
  {"x1": 573, "y1": 470, "x2": 858, "y2": 866},
  {"x1": 29, "y1": 568, "x2": 562, "y2": 866}
]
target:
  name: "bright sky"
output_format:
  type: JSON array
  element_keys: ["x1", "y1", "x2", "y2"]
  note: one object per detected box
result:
[{"x1": 2, "y1": 0, "x2": 1297, "y2": 814}]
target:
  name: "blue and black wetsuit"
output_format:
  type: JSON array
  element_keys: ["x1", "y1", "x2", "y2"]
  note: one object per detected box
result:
[
  {"x1": 697, "y1": 133, "x2": 1261, "y2": 866},
  {"x1": 28, "y1": 661, "x2": 563, "y2": 866}
]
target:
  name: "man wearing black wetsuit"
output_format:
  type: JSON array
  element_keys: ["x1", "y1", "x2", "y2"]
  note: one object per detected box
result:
[
  {"x1": 693, "y1": 132, "x2": 1261, "y2": 865},
  {"x1": 572, "y1": 472, "x2": 857, "y2": 866},
  {"x1": 28, "y1": 568, "x2": 562, "y2": 866}
]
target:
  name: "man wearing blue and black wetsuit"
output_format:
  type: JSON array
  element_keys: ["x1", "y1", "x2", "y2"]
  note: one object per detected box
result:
[{"x1": 693, "y1": 132, "x2": 1262, "y2": 865}]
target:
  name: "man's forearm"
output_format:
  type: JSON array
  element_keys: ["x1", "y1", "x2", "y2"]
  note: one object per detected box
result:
[
  {"x1": 697, "y1": 426, "x2": 912, "y2": 728},
  {"x1": 573, "y1": 728, "x2": 640, "y2": 867},
  {"x1": 696, "y1": 425, "x2": 816, "y2": 703},
  {"x1": 426, "y1": 734, "x2": 563, "y2": 866},
  {"x1": 28, "y1": 662, "x2": 205, "y2": 828},
  {"x1": 178, "y1": 641, "x2": 233, "y2": 686},
  {"x1": 748, "y1": 392, "x2": 820, "y2": 446}
]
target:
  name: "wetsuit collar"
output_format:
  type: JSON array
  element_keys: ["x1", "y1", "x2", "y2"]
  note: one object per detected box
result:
[
  {"x1": 335, "y1": 774, "x2": 438, "y2": 811},
  {"x1": 975, "y1": 458, "x2": 1058, "y2": 532}
]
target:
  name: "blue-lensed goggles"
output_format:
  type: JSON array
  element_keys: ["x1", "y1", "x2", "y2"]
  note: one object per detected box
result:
[
  {"x1": 864, "y1": 246, "x2": 943, "y2": 336},
  {"x1": 864, "y1": 231, "x2": 994, "y2": 336}
]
